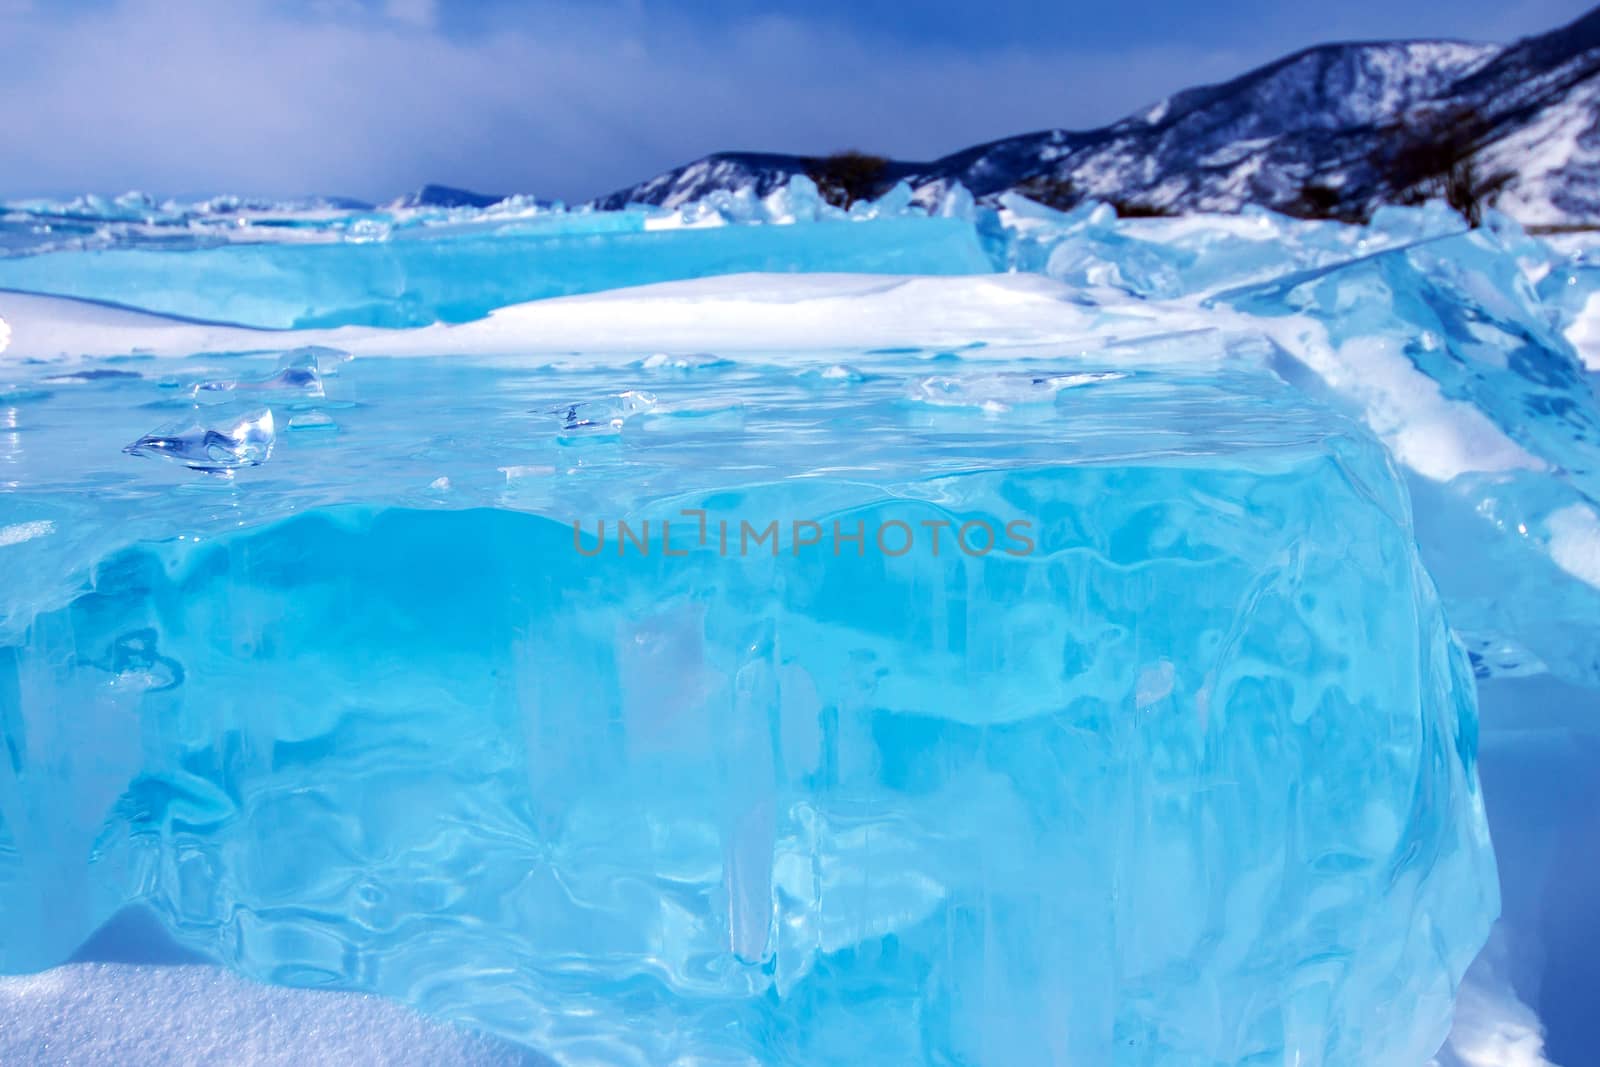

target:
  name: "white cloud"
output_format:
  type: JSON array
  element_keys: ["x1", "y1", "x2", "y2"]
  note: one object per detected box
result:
[
  {"x1": 383, "y1": 0, "x2": 436, "y2": 30},
  {"x1": 0, "y1": 0, "x2": 1257, "y2": 202}
]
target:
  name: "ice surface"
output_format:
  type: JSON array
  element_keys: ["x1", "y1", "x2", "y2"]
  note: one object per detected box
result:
[
  {"x1": 7, "y1": 201, "x2": 1592, "y2": 691},
  {"x1": 0, "y1": 345, "x2": 1495, "y2": 1065},
  {"x1": 4, "y1": 188, "x2": 1599, "y2": 1062}
]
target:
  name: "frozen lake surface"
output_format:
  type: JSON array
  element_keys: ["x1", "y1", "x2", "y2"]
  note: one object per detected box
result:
[{"x1": 1, "y1": 183, "x2": 1598, "y2": 1065}]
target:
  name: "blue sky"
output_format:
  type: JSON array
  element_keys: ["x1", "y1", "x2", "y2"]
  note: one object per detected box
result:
[{"x1": 0, "y1": 0, "x2": 1592, "y2": 203}]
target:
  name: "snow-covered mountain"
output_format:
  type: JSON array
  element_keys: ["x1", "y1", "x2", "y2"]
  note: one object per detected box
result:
[{"x1": 593, "y1": 6, "x2": 1600, "y2": 228}]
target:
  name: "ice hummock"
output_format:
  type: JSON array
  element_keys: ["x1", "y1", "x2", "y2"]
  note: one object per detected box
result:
[
  {"x1": 0, "y1": 181, "x2": 988, "y2": 329},
  {"x1": 0, "y1": 346, "x2": 1495, "y2": 1065}
]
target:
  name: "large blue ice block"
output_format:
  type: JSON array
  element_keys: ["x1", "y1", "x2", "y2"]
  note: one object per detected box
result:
[{"x1": 0, "y1": 352, "x2": 1496, "y2": 1065}]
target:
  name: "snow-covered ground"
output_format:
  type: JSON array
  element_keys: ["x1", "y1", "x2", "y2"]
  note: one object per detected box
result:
[
  {"x1": 0, "y1": 962, "x2": 547, "y2": 1066},
  {"x1": 0, "y1": 906, "x2": 545, "y2": 1066}
]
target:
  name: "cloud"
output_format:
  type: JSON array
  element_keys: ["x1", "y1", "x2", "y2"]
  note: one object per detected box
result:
[
  {"x1": 383, "y1": 0, "x2": 436, "y2": 30},
  {"x1": 0, "y1": 0, "x2": 1349, "y2": 202}
]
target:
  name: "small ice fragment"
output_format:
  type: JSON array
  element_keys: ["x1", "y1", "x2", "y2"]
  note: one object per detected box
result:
[
  {"x1": 123, "y1": 409, "x2": 275, "y2": 472},
  {"x1": 193, "y1": 354, "x2": 324, "y2": 401},
  {"x1": 910, "y1": 371, "x2": 1123, "y2": 409},
  {"x1": 1037, "y1": 372, "x2": 1124, "y2": 390},
  {"x1": 428, "y1": 476, "x2": 452, "y2": 491},
  {"x1": 639, "y1": 352, "x2": 730, "y2": 372},
  {"x1": 287, "y1": 412, "x2": 337, "y2": 432},
  {"x1": 277, "y1": 345, "x2": 352, "y2": 376},
  {"x1": 550, "y1": 390, "x2": 657, "y2": 435},
  {"x1": 798, "y1": 365, "x2": 870, "y2": 386}
]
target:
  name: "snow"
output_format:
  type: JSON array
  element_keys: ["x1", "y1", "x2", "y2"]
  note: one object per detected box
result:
[
  {"x1": 1546, "y1": 504, "x2": 1600, "y2": 590},
  {"x1": 0, "y1": 273, "x2": 1206, "y2": 362},
  {"x1": 1433, "y1": 928, "x2": 1554, "y2": 1067},
  {"x1": 1271, "y1": 329, "x2": 1546, "y2": 482},
  {"x1": 0, "y1": 963, "x2": 547, "y2": 1066},
  {"x1": 0, "y1": 520, "x2": 55, "y2": 548},
  {"x1": 1476, "y1": 79, "x2": 1600, "y2": 229},
  {"x1": 1563, "y1": 288, "x2": 1600, "y2": 370}
]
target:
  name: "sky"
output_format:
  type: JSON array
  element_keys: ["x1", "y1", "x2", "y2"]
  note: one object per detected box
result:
[{"x1": 0, "y1": 0, "x2": 1593, "y2": 204}]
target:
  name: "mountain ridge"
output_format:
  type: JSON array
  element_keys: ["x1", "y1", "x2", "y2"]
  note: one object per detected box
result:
[{"x1": 590, "y1": 7, "x2": 1600, "y2": 227}]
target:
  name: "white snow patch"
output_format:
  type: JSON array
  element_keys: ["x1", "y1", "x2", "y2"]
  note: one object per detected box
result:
[
  {"x1": 0, "y1": 274, "x2": 1244, "y2": 367},
  {"x1": 1563, "y1": 289, "x2": 1600, "y2": 371},
  {"x1": 1478, "y1": 79, "x2": 1600, "y2": 230},
  {"x1": 1261, "y1": 323, "x2": 1545, "y2": 481},
  {"x1": 0, "y1": 962, "x2": 546, "y2": 1067},
  {"x1": 1432, "y1": 928, "x2": 1555, "y2": 1067},
  {"x1": 1546, "y1": 503, "x2": 1600, "y2": 590},
  {"x1": 0, "y1": 520, "x2": 55, "y2": 548},
  {"x1": 1197, "y1": 137, "x2": 1274, "y2": 169}
]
